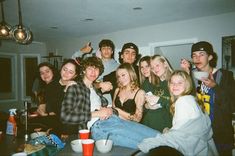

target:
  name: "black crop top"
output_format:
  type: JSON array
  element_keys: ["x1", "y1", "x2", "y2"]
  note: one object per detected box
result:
[{"x1": 114, "y1": 89, "x2": 140, "y2": 115}]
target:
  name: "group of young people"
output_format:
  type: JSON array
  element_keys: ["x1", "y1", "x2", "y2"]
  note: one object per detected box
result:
[{"x1": 33, "y1": 39, "x2": 234, "y2": 155}]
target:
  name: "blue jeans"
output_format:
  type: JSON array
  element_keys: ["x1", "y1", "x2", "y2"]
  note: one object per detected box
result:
[{"x1": 91, "y1": 115, "x2": 160, "y2": 149}]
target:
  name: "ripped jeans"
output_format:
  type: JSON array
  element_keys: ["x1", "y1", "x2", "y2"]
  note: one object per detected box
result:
[{"x1": 91, "y1": 115, "x2": 160, "y2": 149}]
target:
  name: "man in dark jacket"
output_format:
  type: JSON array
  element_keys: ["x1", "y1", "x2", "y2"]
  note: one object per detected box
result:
[{"x1": 188, "y1": 41, "x2": 235, "y2": 155}]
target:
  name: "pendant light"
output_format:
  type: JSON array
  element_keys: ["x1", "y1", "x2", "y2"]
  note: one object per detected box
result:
[
  {"x1": 0, "y1": 0, "x2": 12, "y2": 39},
  {"x1": 11, "y1": 0, "x2": 33, "y2": 44}
]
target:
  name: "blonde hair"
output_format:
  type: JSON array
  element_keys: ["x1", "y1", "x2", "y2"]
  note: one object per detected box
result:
[
  {"x1": 168, "y1": 70, "x2": 205, "y2": 115},
  {"x1": 151, "y1": 55, "x2": 173, "y2": 81},
  {"x1": 138, "y1": 56, "x2": 159, "y2": 86},
  {"x1": 116, "y1": 63, "x2": 139, "y2": 91}
]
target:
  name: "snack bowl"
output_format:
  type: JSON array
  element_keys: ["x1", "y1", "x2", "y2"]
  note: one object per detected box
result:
[
  {"x1": 95, "y1": 139, "x2": 113, "y2": 153},
  {"x1": 71, "y1": 139, "x2": 82, "y2": 153},
  {"x1": 193, "y1": 71, "x2": 209, "y2": 80},
  {"x1": 11, "y1": 152, "x2": 27, "y2": 156},
  {"x1": 30, "y1": 131, "x2": 47, "y2": 139}
]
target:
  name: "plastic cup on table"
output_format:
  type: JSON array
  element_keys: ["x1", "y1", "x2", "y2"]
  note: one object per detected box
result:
[
  {"x1": 82, "y1": 139, "x2": 95, "y2": 156},
  {"x1": 79, "y1": 129, "x2": 90, "y2": 139}
]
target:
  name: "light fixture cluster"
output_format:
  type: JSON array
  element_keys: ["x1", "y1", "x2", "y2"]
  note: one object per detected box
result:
[{"x1": 0, "y1": 0, "x2": 33, "y2": 45}]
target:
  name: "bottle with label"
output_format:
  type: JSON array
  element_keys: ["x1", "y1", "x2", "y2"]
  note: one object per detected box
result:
[{"x1": 6, "y1": 109, "x2": 17, "y2": 136}]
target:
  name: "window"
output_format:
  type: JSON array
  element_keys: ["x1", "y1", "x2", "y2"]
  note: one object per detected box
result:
[
  {"x1": 0, "y1": 53, "x2": 17, "y2": 102},
  {"x1": 20, "y1": 54, "x2": 41, "y2": 101},
  {"x1": 149, "y1": 38, "x2": 198, "y2": 69}
]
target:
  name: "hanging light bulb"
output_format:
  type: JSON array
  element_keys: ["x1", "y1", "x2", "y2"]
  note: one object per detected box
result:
[
  {"x1": 14, "y1": 25, "x2": 26, "y2": 40},
  {"x1": 0, "y1": 1, "x2": 12, "y2": 39},
  {"x1": 0, "y1": 22, "x2": 11, "y2": 36},
  {"x1": 11, "y1": 25, "x2": 32, "y2": 44},
  {"x1": 14, "y1": 26, "x2": 26, "y2": 40},
  {"x1": 11, "y1": 0, "x2": 33, "y2": 44}
]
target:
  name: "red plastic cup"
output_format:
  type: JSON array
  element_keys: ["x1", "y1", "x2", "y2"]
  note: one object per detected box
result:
[
  {"x1": 82, "y1": 139, "x2": 94, "y2": 156},
  {"x1": 79, "y1": 129, "x2": 90, "y2": 139}
]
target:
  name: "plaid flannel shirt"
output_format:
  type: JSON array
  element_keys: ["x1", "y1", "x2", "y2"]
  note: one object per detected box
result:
[{"x1": 60, "y1": 80, "x2": 108, "y2": 129}]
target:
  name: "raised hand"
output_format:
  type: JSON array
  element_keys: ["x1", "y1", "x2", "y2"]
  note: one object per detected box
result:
[
  {"x1": 80, "y1": 42, "x2": 93, "y2": 54},
  {"x1": 180, "y1": 58, "x2": 191, "y2": 74}
]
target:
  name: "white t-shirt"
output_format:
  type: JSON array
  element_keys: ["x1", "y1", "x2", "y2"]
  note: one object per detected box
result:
[
  {"x1": 87, "y1": 87, "x2": 101, "y2": 129},
  {"x1": 172, "y1": 95, "x2": 201, "y2": 130}
]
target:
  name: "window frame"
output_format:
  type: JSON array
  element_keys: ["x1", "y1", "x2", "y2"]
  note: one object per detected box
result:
[{"x1": 0, "y1": 53, "x2": 18, "y2": 102}]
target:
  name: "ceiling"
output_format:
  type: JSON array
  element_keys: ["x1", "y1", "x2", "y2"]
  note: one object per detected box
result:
[{"x1": 2, "y1": 0, "x2": 235, "y2": 43}]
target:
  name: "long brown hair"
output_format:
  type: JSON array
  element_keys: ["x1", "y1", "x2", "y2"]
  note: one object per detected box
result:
[
  {"x1": 138, "y1": 56, "x2": 159, "y2": 86},
  {"x1": 168, "y1": 70, "x2": 205, "y2": 115}
]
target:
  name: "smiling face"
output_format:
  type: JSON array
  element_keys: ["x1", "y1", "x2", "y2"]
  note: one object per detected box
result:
[
  {"x1": 39, "y1": 66, "x2": 54, "y2": 84},
  {"x1": 140, "y1": 60, "x2": 151, "y2": 78},
  {"x1": 192, "y1": 51, "x2": 212, "y2": 71},
  {"x1": 84, "y1": 66, "x2": 100, "y2": 83},
  {"x1": 117, "y1": 68, "x2": 131, "y2": 87},
  {"x1": 150, "y1": 58, "x2": 167, "y2": 78},
  {"x1": 169, "y1": 75, "x2": 187, "y2": 96},
  {"x1": 60, "y1": 62, "x2": 77, "y2": 81},
  {"x1": 121, "y1": 48, "x2": 137, "y2": 64}
]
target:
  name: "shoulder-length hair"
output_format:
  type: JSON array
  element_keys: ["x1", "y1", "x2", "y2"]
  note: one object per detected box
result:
[
  {"x1": 116, "y1": 63, "x2": 139, "y2": 91},
  {"x1": 60, "y1": 59, "x2": 80, "y2": 81},
  {"x1": 80, "y1": 56, "x2": 104, "y2": 77},
  {"x1": 138, "y1": 56, "x2": 159, "y2": 86},
  {"x1": 37, "y1": 62, "x2": 59, "y2": 85},
  {"x1": 168, "y1": 70, "x2": 204, "y2": 115},
  {"x1": 151, "y1": 55, "x2": 174, "y2": 81}
]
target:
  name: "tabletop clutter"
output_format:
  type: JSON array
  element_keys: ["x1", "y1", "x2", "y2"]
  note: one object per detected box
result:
[
  {"x1": 71, "y1": 129, "x2": 113, "y2": 156},
  {"x1": 1, "y1": 103, "x2": 114, "y2": 156}
]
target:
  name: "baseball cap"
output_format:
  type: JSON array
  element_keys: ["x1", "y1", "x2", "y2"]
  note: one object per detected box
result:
[
  {"x1": 121, "y1": 42, "x2": 139, "y2": 54},
  {"x1": 191, "y1": 41, "x2": 214, "y2": 55}
]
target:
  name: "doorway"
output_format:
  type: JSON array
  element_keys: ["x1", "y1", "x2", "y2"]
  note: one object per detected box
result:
[{"x1": 149, "y1": 38, "x2": 197, "y2": 69}]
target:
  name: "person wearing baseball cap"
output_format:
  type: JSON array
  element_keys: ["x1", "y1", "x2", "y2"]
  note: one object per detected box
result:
[
  {"x1": 103, "y1": 42, "x2": 141, "y2": 99},
  {"x1": 118, "y1": 42, "x2": 140, "y2": 65},
  {"x1": 191, "y1": 41, "x2": 217, "y2": 69},
  {"x1": 182, "y1": 41, "x2": 235, "y2": 155}
]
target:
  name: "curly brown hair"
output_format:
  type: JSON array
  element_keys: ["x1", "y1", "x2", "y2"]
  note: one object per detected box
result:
[{"x1": 80, "y1": 56, "x2": 104, "y2": 77}]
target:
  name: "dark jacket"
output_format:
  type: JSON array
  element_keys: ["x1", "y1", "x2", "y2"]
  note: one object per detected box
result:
[{"x1": 194, "y1": 68, "x2": 235, "y2": 155}]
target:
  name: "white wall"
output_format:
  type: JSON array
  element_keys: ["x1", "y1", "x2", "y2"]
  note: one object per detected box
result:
[{"x1": 47, "y1": 12, "x2": 235, "y2": 68}]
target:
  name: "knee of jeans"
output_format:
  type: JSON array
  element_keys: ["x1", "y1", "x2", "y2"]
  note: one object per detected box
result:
[{"x1": 91, "y1": 128, "x2": 106, "y2": 140}]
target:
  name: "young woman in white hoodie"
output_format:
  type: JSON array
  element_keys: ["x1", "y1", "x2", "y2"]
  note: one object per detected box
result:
[{"x1": 138, "y1": 70, "x2": 218, "y2": 156}]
